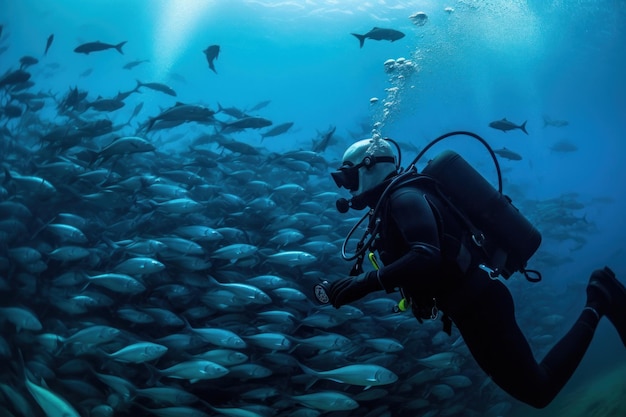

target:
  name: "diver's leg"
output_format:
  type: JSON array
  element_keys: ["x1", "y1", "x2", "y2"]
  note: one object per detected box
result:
[{"x1": 451, "y1": 277, "x2": 599, "y2": 409}]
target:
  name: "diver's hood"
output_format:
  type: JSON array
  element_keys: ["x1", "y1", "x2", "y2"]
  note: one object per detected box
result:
[{"x1": 332, "y1": 138, "x2": 398, "y2": 198}]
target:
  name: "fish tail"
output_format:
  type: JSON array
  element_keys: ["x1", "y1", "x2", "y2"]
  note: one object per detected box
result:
[
  {"x1": 146, "y1": 117, "x2": 157, "y2": 132},
  {"x1": 144, "y1": 363, "x2": 161, "y2": 386},
  {"x1": 296, "y1": 361, "x2": 320, "y2": 389},
  {"x1": 207, "y1": 275, "x2": 221, "y2": 288},
  {"x1": 209, "y1": 62, "x2": 217, "y2": 74},
  {"x1": 520, "y1": 120, "x2": 528, "y2": 135},
  {"x1": 351, "y1": 33, "x2": 366, "y2": 48},
  {"x1": 115, "y1": 41, "x2": 128, "y2": 55},
  {"x1": 81, "y1": 149, "x2": 100, "y2": 167},
  {"x1": 2, "y1": 166, "x2": 12, "y2": 185}
]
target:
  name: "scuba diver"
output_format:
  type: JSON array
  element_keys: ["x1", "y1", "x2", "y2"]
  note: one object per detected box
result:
[{"x1": 324, "y1": 134, "x2": 626, "y2": 408}]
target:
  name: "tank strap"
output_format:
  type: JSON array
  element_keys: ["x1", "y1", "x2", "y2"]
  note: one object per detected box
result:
[
  {"x1": 455, "y1": 237, "x2": 473, "y2": 273},
  {"x1": 424, "y1": 194, "x2": 475, "y2": 275},
  {"x1": 433, "y1": 186, "x2": 485, "y2": 248},
  {"x1": 402, "y1": 175, "x2": 486, "y2": 246}
]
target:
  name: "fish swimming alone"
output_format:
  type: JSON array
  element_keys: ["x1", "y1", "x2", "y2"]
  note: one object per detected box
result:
[
  {"x1": 351, "y1": 27, "x2": 405, "y2": 48},
  {"x1": 44, "y1": 34, "x2": 54, "y2": 55},
  {"x1": 123, "y1": 59, "x2": 150, "y2": 70},
  {"x1": 74, "y1": 40, "x2": 127, "y2": 55},
  {"x1": 550, "y1": 140, "x2": 578, "y2": 153},
  {"x1": 543, "y1": 115, "x2": 569, "y2": 128},
  {"x1": 203, "y1": 45, "x2": 220, "y2": 73},
  {"x1": 488, "y1": 117, "x2": 528, "y2": 135}
]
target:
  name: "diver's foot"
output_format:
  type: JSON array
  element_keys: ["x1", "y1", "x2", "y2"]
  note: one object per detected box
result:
[{"x1": 588, "y1": 266, "x2": 626, "y2": 347}]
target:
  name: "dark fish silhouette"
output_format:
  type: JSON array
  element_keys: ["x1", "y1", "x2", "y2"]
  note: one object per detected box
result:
[
  {"x1": 123, "y1": 59, "x2": 150, "y2": 70},
  {"x1": 312, "y1": 125, "x2": 336, "y2": 153},
  {"x1": 550, "y1": 140, "x2": 578, "y2": 153},
  {"x1": 248, "y1": 100, "x2": 271, "y2": 112},
  {"x1": 217, "y1": 103, "x2": 248, "y2": 119},
  {"x1": 147, "y1": 102, "x2": 215, "y2": 131},
  {"x1": 203, "y1": 45, "x2": 220, "y2": 73},
  {"x1": 87, "y1": 98, "x2": 125, "y2": 112},
  {"x1": 44, "y1": 34, "x2": 54, "y2": 55},
  {"x1": 220, "y1": 116, "x2": 272, "y2": 133},
  {"x1": 134, "y1": 80, "x2": 177, "y2": 97},
  {"x1": 0, "y1": 70, "x2": 31, "y2": 89},
  {"x1": 543, "y1": 115, "x2": 569, "y2": 128},
  {"x1": 261, "y1": 122, "x2": 294, "y2": 141},
  {"x1": 74, "y1": 41, "x2": 127, "y2": 55},
  {"x1": 351, "y1": 27, "x2": 405, "y2": 48},
  {"x1": 19, "y1": 56, "x2": 38, "y2": 69},
  {"x1": 493, "y1": 147, "x2": 522, "y2": 161},
  {"x1": 488, "y1": 118, "x2": 528, "y2": 135}
]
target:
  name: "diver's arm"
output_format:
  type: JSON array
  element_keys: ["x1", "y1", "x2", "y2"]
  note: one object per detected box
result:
[{"x1": 376, "y1": 187, "x2": 442, "y2": 292}]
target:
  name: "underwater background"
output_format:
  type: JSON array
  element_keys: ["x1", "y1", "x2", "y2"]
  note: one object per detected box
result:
[{"x1": 1, "y1": 0, "x2": 625, "y2": 416}]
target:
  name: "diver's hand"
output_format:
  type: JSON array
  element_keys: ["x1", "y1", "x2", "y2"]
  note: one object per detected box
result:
[{"x1": 328, "y1": 271, "x2": 382, "y2": 308}]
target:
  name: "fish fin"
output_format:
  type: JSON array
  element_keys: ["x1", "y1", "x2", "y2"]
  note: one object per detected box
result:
[
  {"x1": 79, "y1": 281, "x2": 90, "y2": 293},
  {"x1": 146, "y1": 117, "x2": 157, "y2": 132},
  {"x1": 115, "y1": 41, "x2": 127, "y2": 55},
  {"x1": 296, "y1": 360, "x2": 318, "y2": 377},
  {"x1": 304, "y1": 378, "x2": 318, "y2": 391},
  {"x1": 207, "y1": 276, "x2": 221, "y2": 288},
  {"x1": 520, "y1": 120, "x2": 528, "y2": 135},
  {"x1": 2, "y1": 167, "x2": 12, "y2": 186},
  {"x1": 351, "y1": 33, "x2": 366, "y2": 48},
  {"x1": 144, "y1": 363, "x2": 161, "y2": 386},
  {"x1": 18, "y1": 349, "x2": 29, "y2": 382}
]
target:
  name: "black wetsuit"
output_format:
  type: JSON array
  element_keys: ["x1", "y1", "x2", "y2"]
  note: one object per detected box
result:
[{"x1": 362, "y1": 176, "x2": 599, "y2": 409}]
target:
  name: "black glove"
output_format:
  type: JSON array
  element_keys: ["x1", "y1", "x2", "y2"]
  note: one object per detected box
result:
[{"x1": 327, "y1": 270, "x2": 382, "y2": 308}]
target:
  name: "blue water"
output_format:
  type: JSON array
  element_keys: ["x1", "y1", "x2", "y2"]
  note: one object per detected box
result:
[{"x1": 2, "y1": 0, "x2": 626, "y2": 416}]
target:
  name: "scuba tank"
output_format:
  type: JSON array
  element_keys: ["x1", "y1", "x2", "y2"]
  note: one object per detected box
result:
[
  {"x1": 421, "y1": 150, "x2": 541, "y2": 279},
  {"x1": 322, "y1": 130, "x2": 543, "y2": 310}
]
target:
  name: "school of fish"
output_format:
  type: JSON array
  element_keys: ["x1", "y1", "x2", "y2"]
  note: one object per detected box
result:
[{"x1": 0, "y1": 20, "x2": 607, "y2": 417}]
